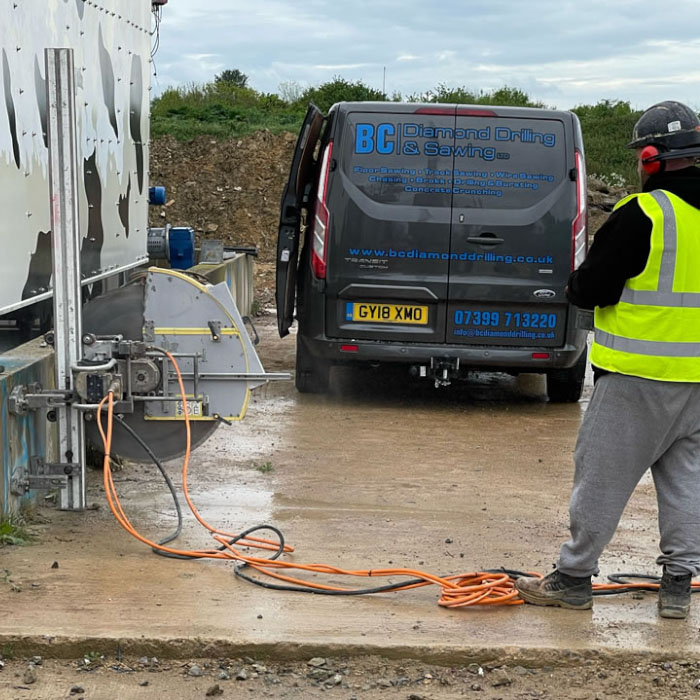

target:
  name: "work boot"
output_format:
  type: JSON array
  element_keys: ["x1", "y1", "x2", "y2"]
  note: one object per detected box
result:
[
  {"x1": 658, "y1": 568, "x2": 692, "y2": 619},
  {"x1": 515, "y1": 569, "x2": 593, "y2": 610}
]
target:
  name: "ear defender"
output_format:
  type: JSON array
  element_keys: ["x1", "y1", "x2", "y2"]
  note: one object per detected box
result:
[{"x1": 641, "y1": 145, "x2": 663, "y2": 175}]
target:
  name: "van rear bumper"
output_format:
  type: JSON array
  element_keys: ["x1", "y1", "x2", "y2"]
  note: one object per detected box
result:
[{"x1": 299, "y1": 330, "x2": 589, "y2": 372}]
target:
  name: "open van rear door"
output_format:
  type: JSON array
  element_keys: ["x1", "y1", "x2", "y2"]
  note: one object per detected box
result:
[{"x1": 276, "y1": 103, "x2": 324, "y2": 337}]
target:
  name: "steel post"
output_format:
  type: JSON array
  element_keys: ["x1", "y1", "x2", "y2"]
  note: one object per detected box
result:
[{"x1": 45, "y1": 48, "x2": 85, "y2": 511}]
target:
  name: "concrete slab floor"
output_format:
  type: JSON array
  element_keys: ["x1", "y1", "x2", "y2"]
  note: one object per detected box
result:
[{"x1": 0, "y1": 321, "x2": 697, "y2": 665}]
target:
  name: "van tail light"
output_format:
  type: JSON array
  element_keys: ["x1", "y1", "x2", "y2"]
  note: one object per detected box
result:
[
  {"x1": 311, "y1": 141, "x2": 333, "y2": 279},
  {"x1": 572, "y1": 149, "x2": 587, "y2": 270}
]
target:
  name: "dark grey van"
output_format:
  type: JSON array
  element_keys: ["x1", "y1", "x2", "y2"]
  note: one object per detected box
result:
[{"x1": 276, "y1": 102, "x2": 589, "y2": 400}]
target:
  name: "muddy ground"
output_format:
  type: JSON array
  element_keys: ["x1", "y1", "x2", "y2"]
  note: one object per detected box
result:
[{"x1": 2, "y1": 317, "x2": 698, "y2": 699}]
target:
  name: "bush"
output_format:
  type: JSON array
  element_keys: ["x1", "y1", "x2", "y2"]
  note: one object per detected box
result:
[
  {"x1": 151, "y1": 82, "x2": 305, "y2": 139},
  {"x1": 573, "y1": 100, "x2": 641, "y2": 186},
  {"x1": 405, "y1": 84, "x2": 544, "y2": 108},
  {"x1": 294, "y1": 77, "x2": 386, "y2": 113}
]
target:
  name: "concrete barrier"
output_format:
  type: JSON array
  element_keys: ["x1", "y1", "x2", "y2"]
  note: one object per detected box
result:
[{"x1": 0, "y1": 338, "x2": 57, "y2": 516}]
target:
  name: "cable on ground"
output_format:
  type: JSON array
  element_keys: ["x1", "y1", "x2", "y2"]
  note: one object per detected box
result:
[{"x1": 97, "y1": 350, "x2": 700, "y2": 608}]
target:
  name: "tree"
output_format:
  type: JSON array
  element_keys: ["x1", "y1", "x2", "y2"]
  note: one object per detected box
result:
[
  {"x1": 278, "y1": 80, "x2": 303, "y2": 103},
  {"x1": 485, "y1": 86, "x2": 544, "y2": 108},
  {"x1": 215, "y1": 69, "x2": 248, "y2": 89},
  {"x1": 297, "y1": 77, "x2": 386, "y2": 113}
]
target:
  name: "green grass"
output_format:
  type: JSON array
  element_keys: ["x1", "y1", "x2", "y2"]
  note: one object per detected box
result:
[
  {"x1": 151, "y1": 78, "x2": 647, "y2": 185},
  {"x1": 0, "y1": 643, "x2": 16, "y2": 659},
  {"x1": 0, "y1": 517, "x2": 34, "y2": 546},
  {"x1": 254, "y1": 461, "x2": 275, "y2": 474}
]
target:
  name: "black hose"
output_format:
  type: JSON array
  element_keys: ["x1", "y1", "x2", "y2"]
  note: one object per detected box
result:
[
  {"x1": 110, "y1": 414, "x2": 193, "y2": 559},
  {"x1": 233, "y1": 566, "x2": 437, "y2": 596}
]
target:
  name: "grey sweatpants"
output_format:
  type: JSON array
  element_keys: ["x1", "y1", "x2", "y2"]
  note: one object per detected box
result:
[{"x1": 557, "y1": 373, "x2": 700, "y2": 578}]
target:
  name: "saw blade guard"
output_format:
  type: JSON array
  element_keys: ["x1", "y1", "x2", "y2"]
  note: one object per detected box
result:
[{"x1": 81, "y1": 267, "x2": 272, "y2": 462}]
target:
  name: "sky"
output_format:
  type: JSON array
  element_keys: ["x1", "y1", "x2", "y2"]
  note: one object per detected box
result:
[{"x1": 152, "y1": 0, "x2": 700, "y2": 111}]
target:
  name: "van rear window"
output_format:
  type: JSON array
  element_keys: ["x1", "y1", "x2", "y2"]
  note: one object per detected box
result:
[{"x1": 343, "y1": 113, "x2": 566, "y2": 210}]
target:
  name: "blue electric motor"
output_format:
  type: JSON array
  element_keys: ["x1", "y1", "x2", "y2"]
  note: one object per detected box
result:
[{"x1": 168, "y1": 227, "x2": 195, "y2": 270}]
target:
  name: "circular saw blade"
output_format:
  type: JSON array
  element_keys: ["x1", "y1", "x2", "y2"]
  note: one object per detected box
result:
[{"x1": 82, "y1": 282, "x2": 218, "y2": 462}]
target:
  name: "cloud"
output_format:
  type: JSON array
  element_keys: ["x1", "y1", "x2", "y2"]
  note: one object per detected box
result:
[
  {"x1": 152, "y1": 0, "x2": 700, "y2": 110},
  {"x1": 313, "y1": 63, "x2": 373, "y2": 71}
]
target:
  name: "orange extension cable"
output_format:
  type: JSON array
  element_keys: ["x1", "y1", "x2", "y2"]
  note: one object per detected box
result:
[{"x1": 97, "y1": 350, "x2": 698, "y2": 608}]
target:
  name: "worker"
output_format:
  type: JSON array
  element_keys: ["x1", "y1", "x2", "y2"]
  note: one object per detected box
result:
[{"x1": 515, "y1": 101, "x2": 700, "y2": 619}]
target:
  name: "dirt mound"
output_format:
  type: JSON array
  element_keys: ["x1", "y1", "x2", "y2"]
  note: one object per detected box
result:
[
  {"x1": 149, "y1": 131, "x2": 296, "y2": 262},
  {"x1": 587, "y1": 175, "x2": 629, "y2": 240}
]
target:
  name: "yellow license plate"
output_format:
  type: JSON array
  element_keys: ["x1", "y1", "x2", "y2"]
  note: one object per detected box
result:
[{"x1": 346, "y1": 302, "x2": 428, "y2": 325}]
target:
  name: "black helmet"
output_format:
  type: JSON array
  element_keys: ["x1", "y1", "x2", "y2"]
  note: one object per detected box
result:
[{"x1": 627, "y1": 100, "x2": 700, "y2": 150}]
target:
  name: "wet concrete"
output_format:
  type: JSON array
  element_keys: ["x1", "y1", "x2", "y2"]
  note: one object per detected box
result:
[{"x1": 0, "y1": 320, "x2": 696, "y2": 663}]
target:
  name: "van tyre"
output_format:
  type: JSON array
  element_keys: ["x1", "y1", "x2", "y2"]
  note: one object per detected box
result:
[
  {"x1": 295, "y1": 341, "x2": 330, "y2": 394},
  {"x1": 546, "y1": 347, "x2": 587, "y2": 403}
]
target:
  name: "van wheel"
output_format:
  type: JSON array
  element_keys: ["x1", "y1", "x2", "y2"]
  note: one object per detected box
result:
[
  {"x1": 295, "y1": 342, "x2": 330, "y2": 394},
  {"x1": 546, "y1": 347, "x2": 587, "y2": 403}
]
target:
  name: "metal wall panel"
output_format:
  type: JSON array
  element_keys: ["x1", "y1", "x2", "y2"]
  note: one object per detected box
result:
[
  {"x1": 0, "y1": 339, "x2": 57, "y2": 516},
  {"x1": 0, "y1": 0, "x2": 152, "y2": 316}
]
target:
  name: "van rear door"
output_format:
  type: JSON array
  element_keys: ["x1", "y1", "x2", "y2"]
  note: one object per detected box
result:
[
  {"x1": 447, "y1": 110, "x2": 574, "y2": 347},
  {"x1": 276, "y1": 103, "x2": 324, "y2": 337},
  {"x1": 323, "y1": 106, "x2": 456, "y2": 343}
]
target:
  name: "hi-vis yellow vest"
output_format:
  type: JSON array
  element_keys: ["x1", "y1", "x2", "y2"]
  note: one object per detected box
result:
[{"x1": 591, "y1": 189, "x2": 700, "y2": 382}]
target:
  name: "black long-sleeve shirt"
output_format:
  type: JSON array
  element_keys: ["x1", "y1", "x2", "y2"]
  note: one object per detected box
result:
[{"x1": 567, "y1": 167, "x2": 700, "y2": 310}]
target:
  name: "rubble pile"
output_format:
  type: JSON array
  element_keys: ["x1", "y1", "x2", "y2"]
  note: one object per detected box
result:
[{"x1": 149, "y1": 131, "x2": 296, "y2": 262}]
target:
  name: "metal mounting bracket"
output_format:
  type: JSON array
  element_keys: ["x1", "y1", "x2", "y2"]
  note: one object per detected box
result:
[
  {"x1": 8, "y1": 384, "x2": 73, "y2": 416},
  {"x1": 10, "y1": 457, "x2": 76, "y2": 496}
]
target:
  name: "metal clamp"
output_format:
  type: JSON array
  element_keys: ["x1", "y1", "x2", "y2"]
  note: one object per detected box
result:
[
  {"x1": 10, "y1": 457, "x2": 75, "y2": 495},
  {"x1": 8, "y1": 384, "x2": 73, "y2": 415}
]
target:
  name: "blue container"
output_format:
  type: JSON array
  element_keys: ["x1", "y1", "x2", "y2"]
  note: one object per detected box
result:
[
  {"x1": 168, "y1": 227, "x2": 195, "y2": 270},
  {"x1": 149, "y1": 186, "x2": 167, "y2": 206}
]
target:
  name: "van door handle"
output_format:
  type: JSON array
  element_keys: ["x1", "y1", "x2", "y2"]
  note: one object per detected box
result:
[{"x1": 466, "y1": 236, "x2": 504, "y2": 246}]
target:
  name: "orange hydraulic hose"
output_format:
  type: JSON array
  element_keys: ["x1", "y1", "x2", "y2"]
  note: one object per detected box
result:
[
  {"x1": 97, "y1": 377, "x2": 533, "y2": 607},
  {"x1": 97, "y1": 352, "x2": 700, "y2": 608}
]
